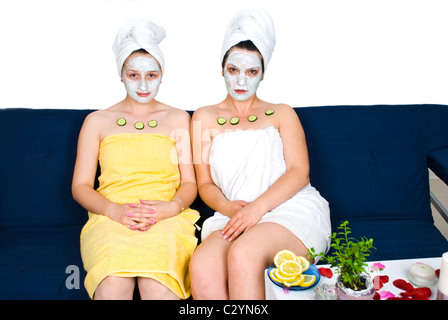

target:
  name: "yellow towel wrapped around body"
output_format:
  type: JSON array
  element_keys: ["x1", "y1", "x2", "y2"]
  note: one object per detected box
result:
[{"x1": 80, "y1": 133, "x2": 199, "y2": 299}]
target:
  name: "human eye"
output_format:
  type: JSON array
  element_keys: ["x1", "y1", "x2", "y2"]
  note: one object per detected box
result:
[
  {"x1": 146, "y1": 72, "x2": 159, "y2": 80},
  {"x1": 125, "y1": 71, "x2": 139, "y2": 80},
  {"x1": 247, "y1": 68, "x2": 259, "y2": 76},
  {"x1": 227, "y1": 65, "x2": 239, "y2": 74}
]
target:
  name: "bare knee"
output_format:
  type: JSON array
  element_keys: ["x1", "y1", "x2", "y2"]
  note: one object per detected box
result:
[
  {"x1": 190, "y1": 235, "x2": 230, "y2": 299},
  {"x1": 94, "y1": 276, "x2": 135, "y2": 300},
  {"x1": 227, "y1": 238, "x2": 268, "y2": 274},
  {"x1": 137, "y1": 277, "x2": 179, "y2": 300},
  {"x1": 190, "y1": 249, "x2": 224, "y2": 299},
  {"x1": 189, "y1": 249, "x2": 208, "y2": 287}
]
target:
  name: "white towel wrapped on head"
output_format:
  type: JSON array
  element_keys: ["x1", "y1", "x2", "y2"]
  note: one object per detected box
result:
[
  {"x1": 221, "y1": 8, "x2": 276, "y2": 71},
  {"x1": 112, "y1": 17, "x2": 166, "y2": 78}
]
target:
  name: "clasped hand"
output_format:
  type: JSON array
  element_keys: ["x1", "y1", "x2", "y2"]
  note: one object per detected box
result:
[{"x1": 111, "y1": 199, "x2": 181, "y2": 231}]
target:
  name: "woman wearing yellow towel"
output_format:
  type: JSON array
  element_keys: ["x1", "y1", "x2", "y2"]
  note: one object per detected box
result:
[{"x1": 72, "y1": 18, "x2": 199, "y2": 300}]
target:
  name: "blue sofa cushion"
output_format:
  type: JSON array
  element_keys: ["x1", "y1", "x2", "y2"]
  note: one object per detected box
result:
[
  {"x1": 0, "y1": 109, "x2": 91, "y2": 228},
  {"x1": 328, "y1": 219, "x2": 448, "y2": 262},
  {"x1": 0, "y1": 227, "x2": 89, "y2": 299},
  {"x1": 296, "y1": 105, "x2": 432, "y2": 223}
]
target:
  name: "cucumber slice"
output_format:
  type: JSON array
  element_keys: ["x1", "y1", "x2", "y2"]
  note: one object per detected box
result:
[
  {"x1": 148, "y1": 120, "x2": 158, "y2": 128},
  {"x1": 248, "y1": 115, "x2": 258, "y2": 122},
  {"x1": 265, "y1": 109, "x2": 275, "y2": 116},
  {"x1": 117, "y1": 118, "x2": 127, "y2": 126},
  {"x1": 217, "y1": 117, "x2": 227, "y2": 125},
  {"x1": 230, "y1": 117, "x2": 240, "y2": 125},
  {"x1": 134, "y1": 121, "x2": 144, "y2": 130}
]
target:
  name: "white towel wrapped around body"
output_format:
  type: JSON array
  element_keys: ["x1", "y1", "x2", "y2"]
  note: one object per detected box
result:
[{"x1": 201, "y1": 126, "x2": 331, "y2": 257}]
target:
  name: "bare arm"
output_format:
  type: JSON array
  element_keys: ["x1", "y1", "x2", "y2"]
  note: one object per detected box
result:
[
  {"x1": 172, "y1": 110, "x2": 198, "y2": 209},
  {"x1": 71, "y1": 112, "x2": 138, "y2": 228}
]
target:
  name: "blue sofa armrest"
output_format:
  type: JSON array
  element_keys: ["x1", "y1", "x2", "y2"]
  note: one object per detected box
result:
[
  {"x1": 428, "y1": 147, "x2": 448, "y2": 184},
  {"x1": 428, "y1": 147, "x2": 448, "y2": 223}
]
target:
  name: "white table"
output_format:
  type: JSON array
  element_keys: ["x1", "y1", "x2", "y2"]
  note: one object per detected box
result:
[{"x1": 265, "y1": 257, "x2": 442, "y2": 300}]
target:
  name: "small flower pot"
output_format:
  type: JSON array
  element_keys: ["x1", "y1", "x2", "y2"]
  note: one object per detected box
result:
[{"x1": 335, "y1": 274, "x2": 376, "y2": 300}]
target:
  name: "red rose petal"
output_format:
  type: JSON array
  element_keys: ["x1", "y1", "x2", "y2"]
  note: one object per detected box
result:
[
  {"x1": 400, "y1": 291, "x2": 429, "y2": 300},
  {"x1": 399, "y1": 288, "x2": 431, "y2": 300},
  {"x1": 379, "y1": 275, "x2": 389, "y2": 283},
  {"x1": 318, "y1": 267, "x2": 333, "y2": 278},
  {"x1": 373, "y1": 275, "x2": 390, "y2": 290},
  {"x1": 373, "y1": 292, "x2": 381, "y2": 300},
  {"x1": 393, "y1": 279, "x2": 414, "y2": 291},
  {"x1": 436, "y1": 269, "x2": 440, "y2": 278},
  {"x1": 415, "y1": 287, "x2": 431, "y2": 298},
  {"x1": 373, "y1": 276, "x2": 384, "y2": 290}
]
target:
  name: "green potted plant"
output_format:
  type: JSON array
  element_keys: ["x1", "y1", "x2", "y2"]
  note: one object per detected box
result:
[{"x1": 307, "y1": 220, "x2": 376, "y2": 300}]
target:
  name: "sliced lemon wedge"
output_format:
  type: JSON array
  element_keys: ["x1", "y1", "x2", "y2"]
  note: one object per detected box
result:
[
  {"x1": 283, "y1": 274, "x2": 305, "y2": 287},
  {"x1": 279, "y1": 260, "x2": 303, "y2": 278},
  {"x1": 296, "y1": 255, "x2": 310, "y2": 272},
  {"x1": 299, "y1": 274, "x2": 317, "y2": 287},
  {"x1": 274, "y1": 250, "x2": 297, "y2": 268}
]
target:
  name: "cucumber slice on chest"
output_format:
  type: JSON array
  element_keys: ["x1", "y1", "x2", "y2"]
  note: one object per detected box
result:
[
  {"x1": 217, "y1": 117, "x2": 227, "y2": 125},
  {"x1": 148, "y1": 120, "x2": 158, "y2": 128},
  {"x1": 134, "y1": 121, "x2": 144, "y2": 130},
  {"x1": 248, "y1": 115, "x2": 258, "y2": 122},
  {"x1": 230, "y1": 117, "x2": 240, "y2": 125},
  {"x1": 117, "y1": 118, "x2": 127, "y2": 126}
]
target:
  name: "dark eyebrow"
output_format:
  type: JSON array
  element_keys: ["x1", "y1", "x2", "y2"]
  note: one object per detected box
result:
[
  {"x1": 227, "y1": 63, "x2": 260, "y2": 70},
  {"x1": 125, "y1": 69, "x2": 160, "y2": 73}
]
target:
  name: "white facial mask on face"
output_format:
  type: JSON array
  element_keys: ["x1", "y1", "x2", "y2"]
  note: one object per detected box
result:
[
  {"x1": 224, "y1": 51, "x2": 263, "y2": 101},
  {"x1": 122, "y1": 55, "x2": 161, "y2": 103}
]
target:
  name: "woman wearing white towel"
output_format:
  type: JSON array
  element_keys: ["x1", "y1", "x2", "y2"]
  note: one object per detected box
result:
[{"x1": 189, "y1": 9, "x2": 331, "y2": 299}]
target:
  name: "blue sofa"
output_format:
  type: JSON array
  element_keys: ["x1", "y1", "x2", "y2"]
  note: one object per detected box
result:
[{"x1": 0, "y1": 105, "x2": 447, "y2": 299}]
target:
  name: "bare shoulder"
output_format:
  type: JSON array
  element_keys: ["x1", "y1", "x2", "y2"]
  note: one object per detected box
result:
[
  {"x1": 272, "y1": 103, "x2": 296, "y2": 115},
  {"x1": 85, "y1": 107, "x2": 118, "y2": 126},
  {"x1": 168, "y1": 106, "x2": 192, "y2": 121},
  {"x1": 82, "y1": 109, "x2": 106, "y2": 128},
  {"x1": 270, "y1": 103, "x2": 299, "y2": 122},
  {"x1": 191, "y1": 104, "x2": 220, "y2": 123},
  {"x1": 161, "y1": 104, "x2": 192, "y2": 129},
  {"x1": 80, "y1": 105, "x2": 123, "y2": 139}
]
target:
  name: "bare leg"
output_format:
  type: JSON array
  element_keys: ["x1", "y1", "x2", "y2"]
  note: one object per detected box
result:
[
  {"x1": 137, "y1": 277, "x2": 180, "y2": 300},
  {"x1": 227, "y1": 222, "x2": 308, "y2": 300},
  {"x1": 189, "y1": 231, "x2": 232, "y2": 299},
  {"x1": 94, "y1": 276, "x2": 135, "y2": 300}
]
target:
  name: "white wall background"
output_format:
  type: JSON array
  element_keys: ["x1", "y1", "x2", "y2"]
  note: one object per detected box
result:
[{"x1": 0, "y1": 0, "x2": 447, "y2": 110}]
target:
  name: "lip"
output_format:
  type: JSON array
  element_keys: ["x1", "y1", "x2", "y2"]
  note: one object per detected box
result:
[
  {"x1": 137, "y1": 92, "x2": 150, "y2": 97},
  {"x1": 234, "y1": 89, "x2": 248, "y2": 95}
]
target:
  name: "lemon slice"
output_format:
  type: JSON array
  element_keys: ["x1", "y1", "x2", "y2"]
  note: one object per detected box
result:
[
  {"x1": 299, "y1": 274, "x2": 316, "y2": 287},
  {"x1": 279, "y1": 260, "x2": 303, "y2": 277},
  {"x1": 274, "y1": 250, "x2": 297, "y2": 268},
  {"x1": 296, "y1": 256, "x2": 310, "y2": 272},
  {"x1": 283, "y1": 274, "x2": 305, "y2": 287},
  {"x1": 274, "y1": 268, "x2": 296, "y2": 281},
  {"x1": 269, "y1": 268, "x2": 283, "y2": 284}
]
